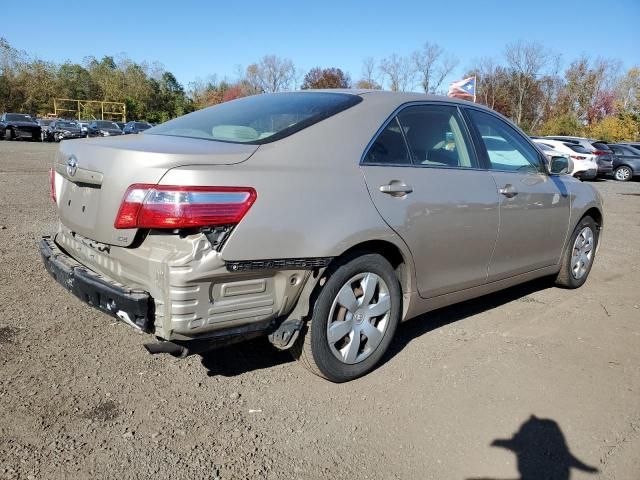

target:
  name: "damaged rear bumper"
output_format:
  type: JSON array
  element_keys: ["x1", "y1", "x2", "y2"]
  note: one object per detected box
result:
[{"x1": 39, "y1": 236, "x2": 154, "y2": 332}]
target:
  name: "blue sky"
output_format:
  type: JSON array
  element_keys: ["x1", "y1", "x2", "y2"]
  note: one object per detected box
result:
[{"x1": 3, "y1": 0, "x2": 639, "y2": 89}]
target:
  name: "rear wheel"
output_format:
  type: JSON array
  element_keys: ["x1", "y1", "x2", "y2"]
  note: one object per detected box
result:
[
  {"x1": 291, "y1": 253, "x2": 401, "y2": 382},
  {"x1": 555, "y1": 216, "x2": 598, "y2": 288},
  {"x1": 614, "y1": 165, "x2": 632, "y2": 182}
]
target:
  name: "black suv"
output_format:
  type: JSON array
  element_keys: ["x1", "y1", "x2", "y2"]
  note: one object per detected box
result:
[{"x1": 0, "y1": 113, "x2": 42, "y2": 141}]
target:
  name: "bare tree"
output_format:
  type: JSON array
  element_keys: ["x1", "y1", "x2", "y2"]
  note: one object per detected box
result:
[
  {"x1": 412, "y1": 42, "x2": 459, "y2": 94},
  {"x1": 379, "y1": 54, "x2": 415, "y2": 92},
  {"x1": 244, "y1": 55, "x2": 297, "y2": 93},
  {"x1": 504, "y1": 40, "x2": 551, "y2": 126},
  {"x1": 354, "y1": 57, "x2": 382, "y2": 89},
  {"x1": 362, "y1": 57, "x2": 377, "y2": 85}
]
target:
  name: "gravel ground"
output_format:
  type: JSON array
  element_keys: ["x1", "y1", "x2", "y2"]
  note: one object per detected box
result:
[{"x1": 0, "y1": 140, "x2": 639, "y2": 480}]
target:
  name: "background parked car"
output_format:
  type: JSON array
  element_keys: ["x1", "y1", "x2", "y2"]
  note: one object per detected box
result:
[
  {"x1": 123, "y1": 121, "x2": 152, "y2": 134},
  {"x1": 87, "y1": 120, "x2": 124, "y2": 137},
  {"x1": 0, "y1": 113, "x2": 41, "y2": 141},
  {"x1": 608, "y1": 143, "x2": 640, "y2": 181},
  {"x1": 545, "y1": 136, "x2": 613, "y2": 177},
  {"x1": 532, "y1": 138, "x2": 597, "y2": 180},
  {"x1": 77, "y1": 121, "x2": 90, "y2": 137},
  {"x1": 619, "y1": 142, "x2": 640, "y2": 151},
  {"x1": 37, "y1": 119, "x2": 54, "y2": 141},
  {"x1": 46, "y1": 120, "x2": 84, "y2": 142}
]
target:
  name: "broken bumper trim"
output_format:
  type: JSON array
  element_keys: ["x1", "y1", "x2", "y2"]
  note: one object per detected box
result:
[
  {"x1": 226, "y1": 257, "x2": 333, "y2": 272},
  {"x1": 39, "y1": 236, "x2": 154, "y2": 332}
]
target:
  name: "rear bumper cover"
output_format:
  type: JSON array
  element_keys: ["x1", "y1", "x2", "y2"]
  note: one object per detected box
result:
[{"x1": 39, "y1": 236, "x2": 154, "y2": 332}]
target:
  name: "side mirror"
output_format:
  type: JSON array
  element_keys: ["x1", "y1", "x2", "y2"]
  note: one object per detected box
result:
[{"x1": 549, "y1": 156, "x2": 570, "y2": 175}]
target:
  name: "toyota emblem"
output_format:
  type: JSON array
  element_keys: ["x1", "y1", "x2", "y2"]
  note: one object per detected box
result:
[{"x1": 66, "y1": 155, "x2": 78, "y2": 177}]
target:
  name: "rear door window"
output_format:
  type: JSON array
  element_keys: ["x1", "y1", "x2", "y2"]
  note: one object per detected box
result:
[{"x1": 397, "y1": 105, "x2": 478, "y2": 168}]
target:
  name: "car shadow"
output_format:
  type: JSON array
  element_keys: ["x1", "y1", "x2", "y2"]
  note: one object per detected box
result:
[
  {"x1": 200, "y1": 277, "x2": 554, "y2": 378},
  {"x1": 468, "y1": 415, "x2": 598, "y2": 480},
  {"x1": 200, "y1": 337, "x2": 294, "y2": 377},
  {"x1": 380, "y1": 276, "x2": 553, "y2": 367}
]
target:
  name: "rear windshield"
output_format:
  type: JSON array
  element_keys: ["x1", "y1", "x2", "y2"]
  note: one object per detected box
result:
[
  {"x1": 564, "y1": 143, "x2": 590, "y2": 154},
  {"x1": 5, "y1": 114, "x2": 34, "y2": 122},
  {"x1": 147, "y1": 92, "x2": 362, "y2": 144},
  {"x1": 591, "y1": 142, "x2": 611, "y2": 151},
  {"x1": 135, "y1": 122, "x2": 151, "y2": 130}
]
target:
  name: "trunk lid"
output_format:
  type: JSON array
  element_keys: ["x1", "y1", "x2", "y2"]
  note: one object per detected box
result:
[{"x1": 53, "y1": 134, "x2": 258, "y2": 247}]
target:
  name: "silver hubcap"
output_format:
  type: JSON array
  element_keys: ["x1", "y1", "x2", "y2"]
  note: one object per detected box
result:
[
  {"x1": 615, "y1": 167, "x2": 631, "y2": 181},
  {"x1": 327, "y1": 273, "x2": 391, "y2": 364},
  {"x1": 571, "y1": 227, "x2": 594, "y2": 280}
]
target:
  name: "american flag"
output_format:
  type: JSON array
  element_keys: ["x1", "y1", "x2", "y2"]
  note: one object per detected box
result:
[{"x1": 447, "y1": 76, "x2": 476, "y2": 101}]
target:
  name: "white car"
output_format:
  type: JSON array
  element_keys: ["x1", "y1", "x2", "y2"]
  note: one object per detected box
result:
[{"x1": 532, "y1": 138, "x2": 597, "y2": 180}]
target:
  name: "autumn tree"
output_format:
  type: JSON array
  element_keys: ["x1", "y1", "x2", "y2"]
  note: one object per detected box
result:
[{"x1": 301, "y1": 67, "x2": 351, "y2": 89}]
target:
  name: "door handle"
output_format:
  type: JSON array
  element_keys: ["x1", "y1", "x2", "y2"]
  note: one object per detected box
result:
[
  {"x1": 380, "y1": 181, "x2": 413, "y2": 196},
  {"x1": 498, "y1": 184, "x2": 518, "y2": 198}
]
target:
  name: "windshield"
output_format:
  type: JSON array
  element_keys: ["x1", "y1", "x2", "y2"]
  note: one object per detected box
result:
[
  {"x1": 6, "y1": 114, "x2": 34, "y2": 122},
  {"x1": 135, "y1": 122, "x2": 151, "y2": 130},
  {"x1": 57, "y1": 121, "x2": 77, "y2": 128},
  {"x1": 147, "y1": 92, "x2": 362, "y2": 144},
  {"x1": 95, "y1": 121, "x2": 118, "y2": 129}
]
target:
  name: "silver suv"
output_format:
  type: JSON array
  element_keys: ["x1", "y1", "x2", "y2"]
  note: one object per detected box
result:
[{"x1": 41, "y1": 91, "x2": 603, "y2": 382}]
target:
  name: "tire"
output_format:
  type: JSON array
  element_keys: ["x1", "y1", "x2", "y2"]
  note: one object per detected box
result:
[
  {"x1": 613, "y1": 165, "x2": 632, "y2": 182},
  {"x1": 291, "y1": 253, "x2": 402, "y2": 382},
  {"x1": 4, "y1": 129, "x2": 12, "y2": 141},
  {"x1": 555, "y1": 215, "x2": 599, "y2": 288}
]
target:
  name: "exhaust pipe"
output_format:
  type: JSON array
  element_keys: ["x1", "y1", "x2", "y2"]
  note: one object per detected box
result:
[{"x1": 144, "y1": 341, "x2": 189, "y2": 357}]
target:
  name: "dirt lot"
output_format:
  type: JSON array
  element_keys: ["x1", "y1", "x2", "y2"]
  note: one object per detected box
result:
[{"x1": 0, "y1": 140, "x2": 639, "y2": 480}]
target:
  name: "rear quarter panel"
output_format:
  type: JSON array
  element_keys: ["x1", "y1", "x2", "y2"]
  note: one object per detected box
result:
[{"x1": 158, "y1": 94, "x2": 417, "y2": 290}]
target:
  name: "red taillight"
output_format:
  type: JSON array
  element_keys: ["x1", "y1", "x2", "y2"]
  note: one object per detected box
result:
[
  {"x1": 50, "y1": 168, "x2": 56, "y2": 203},
  {"x1": 570, "y1": 155, "x2": 587, "y2": 160},
  {"x1": 592, "y1": 150, "x2": 607, "y2": 156},
  {"x1": 114, "y1": 185, "x2": 257, "y2": 229}
]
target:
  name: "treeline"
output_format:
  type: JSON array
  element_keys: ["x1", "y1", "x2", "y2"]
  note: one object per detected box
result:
[{"x1": 1, "y1": 38, "x2": 639, "y2": 140}]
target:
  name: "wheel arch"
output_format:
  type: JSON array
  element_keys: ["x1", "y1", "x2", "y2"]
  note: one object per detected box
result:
[
  {"x1": 287, "y1": 238, "x2": 415, "y2": 325},
  {"x1": 331, "y1": 239, "x2": 413, "y2": 295}
]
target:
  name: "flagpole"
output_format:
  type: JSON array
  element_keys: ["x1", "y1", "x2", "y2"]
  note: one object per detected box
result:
[{"x1": 473, "y1": 75, "x2": 477, "y2": 103}]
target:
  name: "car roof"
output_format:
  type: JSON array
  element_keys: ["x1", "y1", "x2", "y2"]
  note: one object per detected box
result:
[{"x1": 277, "y1": 89, "x2": 491, "y2": 111}]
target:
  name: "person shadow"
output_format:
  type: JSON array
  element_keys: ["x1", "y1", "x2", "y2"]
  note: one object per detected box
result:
[{"x1": 470, "y1": 415, "x2": 598, "y2": 480}]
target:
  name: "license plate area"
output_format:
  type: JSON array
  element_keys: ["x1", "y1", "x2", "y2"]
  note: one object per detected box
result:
[{"x1": 61, "y1": 183, "x2": 101, "y2": 229}]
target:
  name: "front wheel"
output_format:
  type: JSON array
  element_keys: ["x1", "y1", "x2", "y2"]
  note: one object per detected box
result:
[
  {"x1": 555, "y1": 216, "x2": 599, "y2": 288},
  {"x1": 4, "y1": 129, "x2": 12, "y2": 141},
  {"x1": 291, "y1": 253, "x2": 402, "y2": 382},
  {"x1": 614, "y1": 165, "x2": 632, "y2": 182}
]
